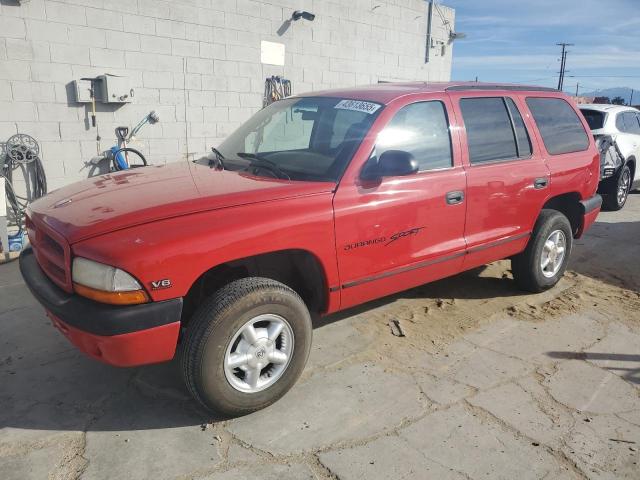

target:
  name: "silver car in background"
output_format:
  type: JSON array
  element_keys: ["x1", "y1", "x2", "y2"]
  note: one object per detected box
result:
[{"x1": 579, "y1": 104, "x2": 640, "y2": 210}]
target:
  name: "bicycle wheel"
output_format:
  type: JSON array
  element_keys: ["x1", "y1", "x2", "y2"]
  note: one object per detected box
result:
[{"x1": 111, "y1": 147, "x2": 148, "y2": 171}]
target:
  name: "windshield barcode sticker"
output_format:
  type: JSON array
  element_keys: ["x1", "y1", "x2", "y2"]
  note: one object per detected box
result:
[{"x1": 334, "y1": 99, "x2": 381, "y2": 114}]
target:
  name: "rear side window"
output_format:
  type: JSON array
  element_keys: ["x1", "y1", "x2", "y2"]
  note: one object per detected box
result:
[
  {"x1": 526, "y1": 97, "x2": 589, "y2": 155},
  {"x1": 460, "y1": 97, "x2": 531, "y2": 164},
  {"x1": 376, "y1": 101, "x2": 453, "y2": 171},
  {"x1": 580, "y1": 109, "x2": 606, "y2": 130}
]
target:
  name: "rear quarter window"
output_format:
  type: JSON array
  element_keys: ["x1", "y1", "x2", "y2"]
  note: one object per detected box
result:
[
  {"x1": 580, "y1": 109, "x2": 606, "y2": 130},
  {"x1": 526, "y1": 97, "x2": 590, "y2": 155}
]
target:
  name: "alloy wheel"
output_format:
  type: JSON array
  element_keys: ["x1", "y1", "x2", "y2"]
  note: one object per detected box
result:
[
  {"x1": 223, "y1": 314, "x2": 294, "y2": 393},
  {"x1": 540, "y1": 229, "x2": 567, "y2": 278},
  {"x1": 617, "y1": 168, "x2": 631, "y2": 206}
]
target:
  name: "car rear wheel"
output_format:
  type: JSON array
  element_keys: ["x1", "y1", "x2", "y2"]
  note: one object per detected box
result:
[
  {"x1": 602, "y1": 164, "x2": 631, "y2": 211},
  {"x1": 181, "y1": 277, "x2": 312, "y2": 416},
  {"x1": 511, "y1": 210, "x2": 573, "y2": 293}
]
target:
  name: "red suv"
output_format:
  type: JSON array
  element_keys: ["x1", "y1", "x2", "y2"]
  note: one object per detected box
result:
[{"x1": 20, "y1": 82, "x2": 601, "y2": 415}]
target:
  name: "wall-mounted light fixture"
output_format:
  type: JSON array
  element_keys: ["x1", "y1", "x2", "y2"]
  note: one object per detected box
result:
[
  {"x1": 292, "y1": 10, "x2": 315, "y2": 21},
  {"x1": 449, "y1": 31, "x2": 467, "y2": 44}
]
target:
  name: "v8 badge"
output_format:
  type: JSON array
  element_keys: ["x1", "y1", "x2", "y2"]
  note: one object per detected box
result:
[{"x1": 151, "y1": 278, "x2": 172, "y2": 290}]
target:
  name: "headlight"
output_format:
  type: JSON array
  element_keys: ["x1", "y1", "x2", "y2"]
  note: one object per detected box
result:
[{"x1": 72, "y1": 257, "x2": 149, "y2": 305}]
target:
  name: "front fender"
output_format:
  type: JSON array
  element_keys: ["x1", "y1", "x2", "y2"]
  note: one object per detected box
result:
[{"x1": 71, "y1": 193, "x2": 340, "y2": 303}]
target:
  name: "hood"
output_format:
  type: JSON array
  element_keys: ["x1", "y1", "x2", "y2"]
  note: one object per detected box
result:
[{"x1": 29, "y1": 161, "x2": 335, "y2": 244}]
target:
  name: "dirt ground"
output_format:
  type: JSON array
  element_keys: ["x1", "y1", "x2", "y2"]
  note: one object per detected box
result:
[{"x1": 1, "y1": 194, "x2": 639, "y2": 479}]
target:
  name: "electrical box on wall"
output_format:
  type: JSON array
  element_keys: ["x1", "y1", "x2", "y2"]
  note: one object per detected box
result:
[
  {"x1": 97, "y1": 74, "x2": 134, "y2": 103},
  {"x1": 72, "y1": 74, "x2": 134, "y2": 104},
  {"x1": 72, "y1": 79, "x2": 94, "y2": 103}
]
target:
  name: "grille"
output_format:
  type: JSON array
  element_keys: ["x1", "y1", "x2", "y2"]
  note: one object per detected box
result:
[{"x1": 26, "y1": 215, "x2": 72, "y2": 292}]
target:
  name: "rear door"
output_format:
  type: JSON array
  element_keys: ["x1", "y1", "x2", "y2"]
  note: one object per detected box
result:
[
  {"x1": 525, "y1": 96, "x2": 597, "y2": 204},
  {"x1": 449, "y1": 93, "x2": 550, "y2": 269}
]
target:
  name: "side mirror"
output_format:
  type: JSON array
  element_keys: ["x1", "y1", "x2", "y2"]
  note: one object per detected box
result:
[{"x1": 361, "y1": 150, "x2": 418, "y2": 181}]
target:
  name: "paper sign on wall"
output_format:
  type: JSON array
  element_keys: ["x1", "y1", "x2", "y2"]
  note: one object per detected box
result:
[{"x1": 261, "y1": 41, "x2": 285, "y2": 66}]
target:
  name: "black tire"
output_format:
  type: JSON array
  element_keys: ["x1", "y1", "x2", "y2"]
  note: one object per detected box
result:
[
  {"x1": 511, "y1": 210, "x2": 573, "y2": 293},
  {"x1": 602, "y1": 164, "x2": 631, "y2": 211},
  {"x1": 181, "y1": 277, "x2": 312, "y2": 416}
]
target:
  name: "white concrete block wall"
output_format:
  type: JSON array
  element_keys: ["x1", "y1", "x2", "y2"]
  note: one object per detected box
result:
[{"x1": 0, "y1": 0, "x2": 454, "y2": 189}]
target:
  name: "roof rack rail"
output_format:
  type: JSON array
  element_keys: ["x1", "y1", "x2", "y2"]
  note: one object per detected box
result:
[{"x1": 446, "y1": 85, "x2": 558, "y2": 93}]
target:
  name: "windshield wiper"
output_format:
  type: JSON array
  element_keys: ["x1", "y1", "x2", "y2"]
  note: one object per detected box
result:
[
  {"x1": 209, "y1": 147, "x2": 226, "y2": 170},
  {"x1": 236, "y1": 152, "x2": 290, "y2": 180}
]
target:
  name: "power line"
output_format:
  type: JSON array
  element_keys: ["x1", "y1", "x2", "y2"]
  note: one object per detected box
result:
[
  {"x1": 565, "y1": 74, "x2": 640, "y2": 78},
  {"x1": 511, "y1": 76, "x2": 557, "y2": 84}
]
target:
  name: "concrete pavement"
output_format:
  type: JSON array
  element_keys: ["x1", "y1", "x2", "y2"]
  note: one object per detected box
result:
[{"x1": 1, "y1": 194, "x2": 639, "y2": 479}]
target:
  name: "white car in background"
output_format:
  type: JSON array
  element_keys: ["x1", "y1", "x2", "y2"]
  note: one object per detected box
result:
[{"x1": 579, "y1": 104, "x2": 640, "y2": 210}]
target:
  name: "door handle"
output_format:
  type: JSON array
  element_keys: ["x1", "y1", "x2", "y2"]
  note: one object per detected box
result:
[
  {"x1": 445, "y1": 190, "x2": 464, "y2": 205},
  {"x1": 533, "y1": 177, "x2": 548, "y2": 189}
]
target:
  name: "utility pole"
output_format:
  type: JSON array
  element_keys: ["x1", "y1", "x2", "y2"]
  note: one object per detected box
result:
[
  {"x1": 630, "y1": 89, "x2": 635, "y2": 106},
  {"x1": 575, "y1": 82, "x2": 579, "y2": 97},
  {"x1": 556, "y1": 42, "x2": 574, "y2": 91},
  {"x1": 425, "y1": 1, "x2": 433, "y2": 63}
]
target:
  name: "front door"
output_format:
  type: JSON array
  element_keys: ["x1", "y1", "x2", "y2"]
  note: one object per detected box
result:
[{"x1": 333, "y1": 97, "x2": 467, "y2": 309}]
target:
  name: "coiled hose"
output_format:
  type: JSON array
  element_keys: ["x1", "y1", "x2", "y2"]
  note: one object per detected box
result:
[
  {"x1": 1, "y1": 134, "x2": 47, "y2": 230},
  {"x1": 263, "y1": 76, "x2": 291, "y2": 107}
]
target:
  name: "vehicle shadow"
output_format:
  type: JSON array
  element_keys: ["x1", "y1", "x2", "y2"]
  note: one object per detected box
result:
[
  {"x1": 315, "y1": 264, "x2": 527, "y2": 327},
  {"x1": 0, "y1": 348, "x2": 226, "y2": 434},
  {"x1": 546, "y1": 351, "x2": 640, "y2": 385}
]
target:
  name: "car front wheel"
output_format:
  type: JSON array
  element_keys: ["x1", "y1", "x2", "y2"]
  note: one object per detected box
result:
[{"x1": 181, "y1": 277, "x2": 312, "y2": 416}]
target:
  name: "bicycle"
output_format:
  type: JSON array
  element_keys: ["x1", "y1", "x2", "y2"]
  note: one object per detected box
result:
[
  {"x1": 91, "y1": 111, "x2": 159, "y2": 172},
  {"x1": 111, "y1": 110, "x2": 159, "y2": 170}
]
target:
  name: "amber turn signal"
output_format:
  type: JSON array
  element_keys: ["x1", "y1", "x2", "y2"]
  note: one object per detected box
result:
[{"x1": 73, "y1": 283, "x2": 150, "y2": 305}]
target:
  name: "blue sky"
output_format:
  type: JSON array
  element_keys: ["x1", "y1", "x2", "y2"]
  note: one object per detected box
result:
[{"x1": 445, "y1": 0, "x2": 640, "y2": 95}]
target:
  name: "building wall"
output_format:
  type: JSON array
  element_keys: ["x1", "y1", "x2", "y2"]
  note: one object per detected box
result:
[
  {"x1": 0, "y1": 0, "x2": 454, "y2": 190},
  {"x1": 572, "y1": 96, "x2": 596, "y2": 105}
]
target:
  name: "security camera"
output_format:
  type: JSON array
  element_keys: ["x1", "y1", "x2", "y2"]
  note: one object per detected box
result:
[{"x1": 292, "y1": 10, "x2": 315, "y2": 21}]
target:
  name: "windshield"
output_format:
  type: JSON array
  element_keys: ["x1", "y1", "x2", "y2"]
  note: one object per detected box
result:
[
  {"x1": 580, "y1": 109, "x2": 606, "y2": 130},
  {"x1": 206, "y1": 97, "x2": 382, "y2": 182}
]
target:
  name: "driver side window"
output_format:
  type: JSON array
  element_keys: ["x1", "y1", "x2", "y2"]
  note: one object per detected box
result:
[{"x1": 375, "y1": 101, "x2": 453, "y2": 172}]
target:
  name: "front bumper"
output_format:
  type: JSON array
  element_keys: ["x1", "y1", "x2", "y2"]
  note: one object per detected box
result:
[{"x1": 20, "y1": 247, "x2": 183, "y2": 366}]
